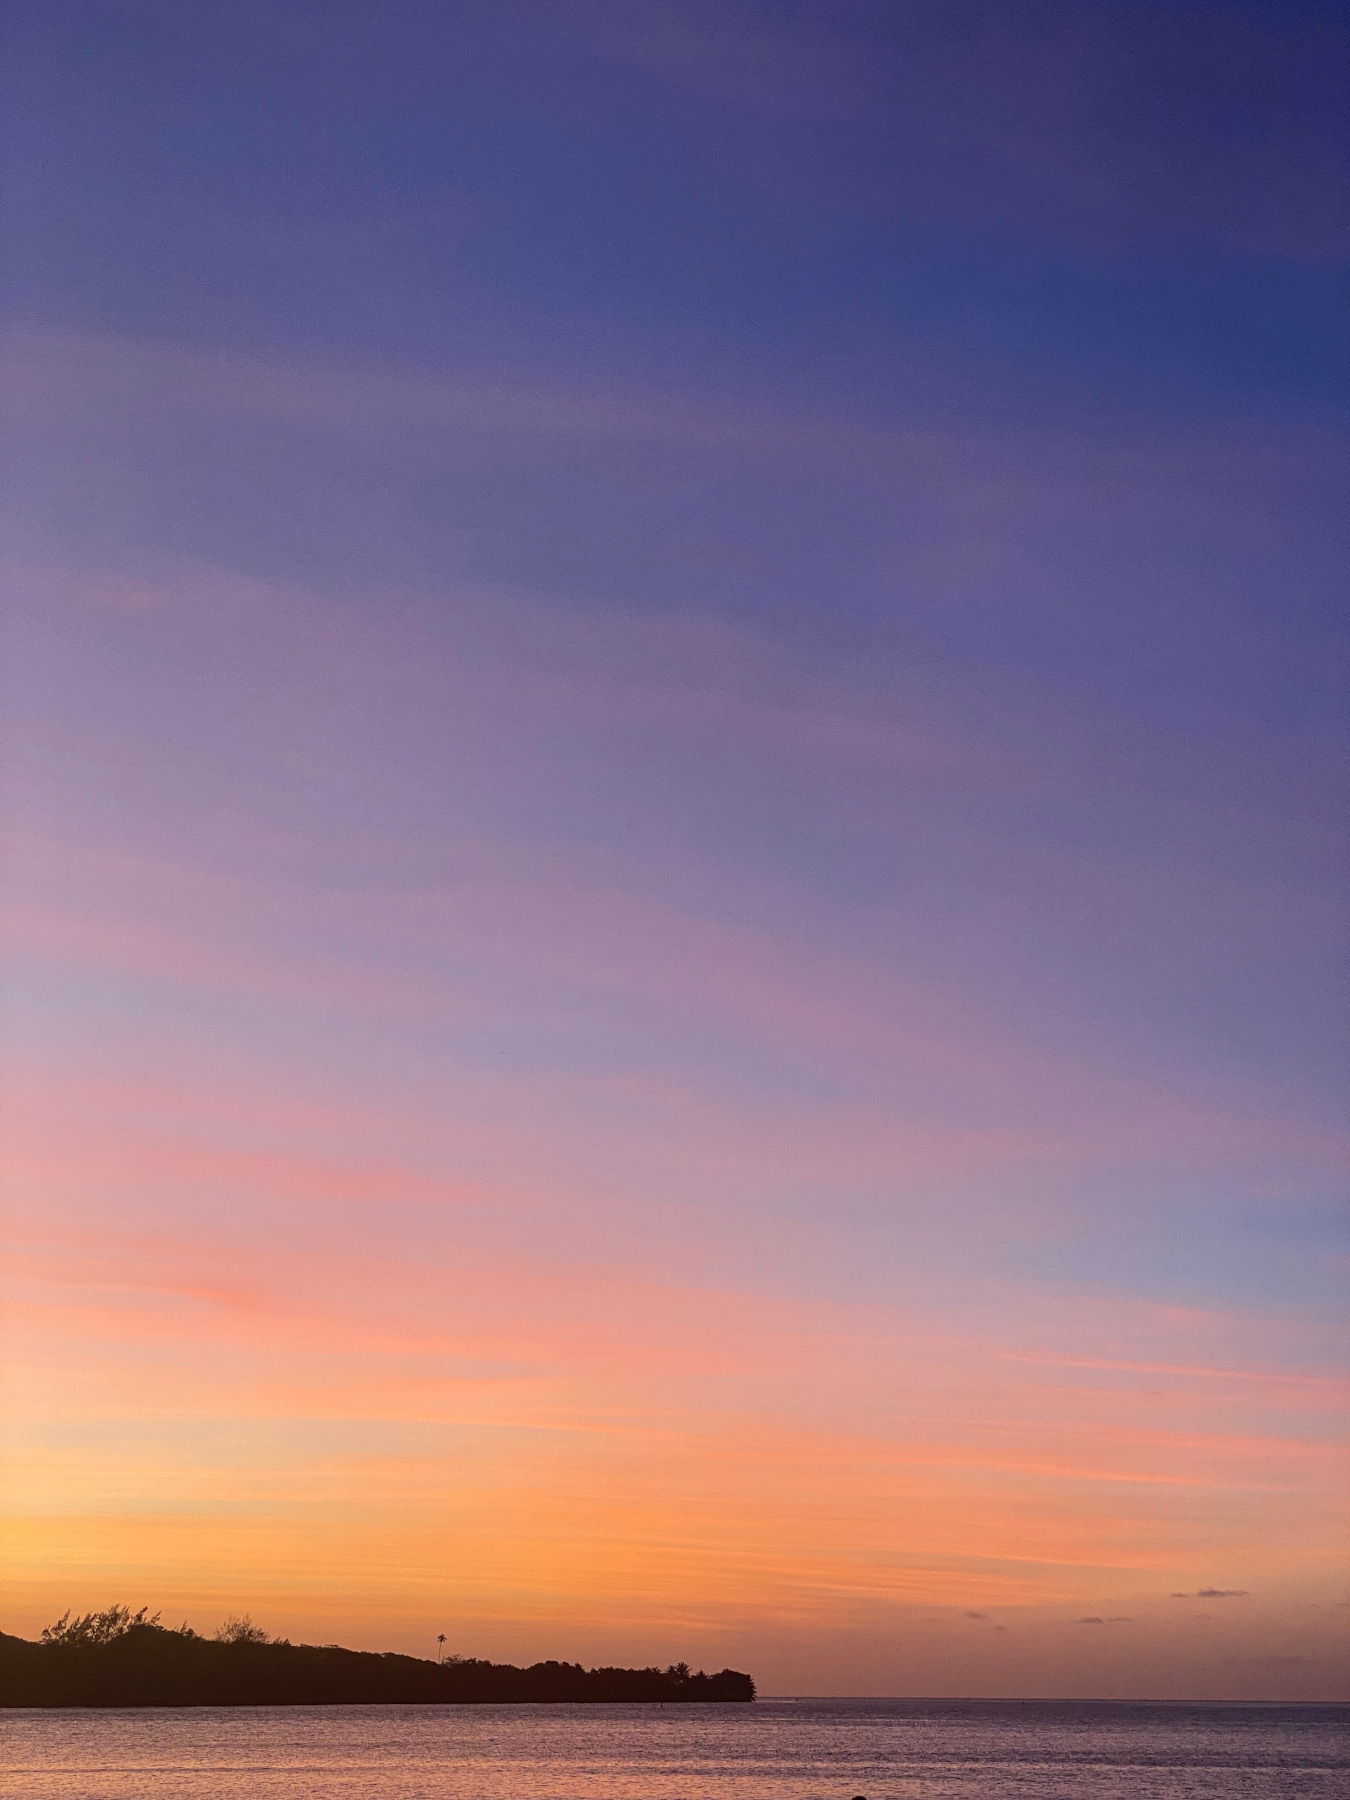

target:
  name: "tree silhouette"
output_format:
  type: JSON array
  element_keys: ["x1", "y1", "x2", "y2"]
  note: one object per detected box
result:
[
  {"x1": 213, "y1": 1614, "x2": 271, "y2": 1644},
  {"x1": 40, "y1": 1606, "x2": 160, "y2": 1645},
  {"x1": 8, "y1": 1613, "x2": 756, "y2": 1705}
]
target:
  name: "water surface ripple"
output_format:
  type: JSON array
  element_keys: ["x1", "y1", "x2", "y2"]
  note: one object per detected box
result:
[{"x1": 3, "y1": 1697, "x2": 1346, "y2": 1799}]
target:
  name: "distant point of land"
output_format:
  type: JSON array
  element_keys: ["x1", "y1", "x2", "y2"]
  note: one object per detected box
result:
[{"x1": 0, "y1": 1609, "x2": 755, "y2": 1708}]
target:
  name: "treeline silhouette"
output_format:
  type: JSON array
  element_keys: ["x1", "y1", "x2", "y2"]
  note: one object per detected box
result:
[{"x1": 0, "y1": 1608, "x2": 755, "y2": 1707}]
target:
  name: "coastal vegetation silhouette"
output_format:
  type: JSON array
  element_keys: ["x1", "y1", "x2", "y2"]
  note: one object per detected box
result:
[{"x1": 2, "y1": 1607, "x2": 755, "y2": 1707}]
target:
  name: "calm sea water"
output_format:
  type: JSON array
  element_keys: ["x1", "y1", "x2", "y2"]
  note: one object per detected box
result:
[{"x1": 2, "y1": 1698, "x2": 1346, "y2": 1799}]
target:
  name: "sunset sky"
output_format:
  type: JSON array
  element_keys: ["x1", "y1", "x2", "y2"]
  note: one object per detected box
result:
[{"x1": 1, "y1": 0, "x2": 1347, "y2": 1699}]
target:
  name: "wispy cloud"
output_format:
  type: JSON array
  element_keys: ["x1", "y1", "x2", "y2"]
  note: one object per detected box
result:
[
  {"x1": 1171, "y1": 1590, "x2": 1250, "y2": 1600},
  {"x1": 2, "y1": 0, "x2": 1345, "y2": 1699}
]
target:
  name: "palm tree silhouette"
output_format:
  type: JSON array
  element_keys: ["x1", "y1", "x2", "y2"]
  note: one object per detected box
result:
[{"x1": 436, "y1": 1634, "x2": 446, "y2": 1664}]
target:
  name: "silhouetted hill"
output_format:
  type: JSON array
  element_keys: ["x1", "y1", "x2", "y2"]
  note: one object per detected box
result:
[{"x1": 0, "y1": 1627, "x2": 755, "y2": 1708}]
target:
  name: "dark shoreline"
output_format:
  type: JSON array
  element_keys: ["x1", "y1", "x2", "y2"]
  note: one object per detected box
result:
[{"x1": 0, "y1": 1629, "x2": 755, "y2": 1709}]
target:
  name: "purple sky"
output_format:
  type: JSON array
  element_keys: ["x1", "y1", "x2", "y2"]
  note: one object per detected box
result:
[{"x1": 1, "y1": 1, "x2": 1347, "y2": 1696}]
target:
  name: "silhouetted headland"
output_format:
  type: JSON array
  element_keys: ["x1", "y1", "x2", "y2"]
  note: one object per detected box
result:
[{"x1": 0, "y1": 1608, "x2": 755, "y2": 1708}]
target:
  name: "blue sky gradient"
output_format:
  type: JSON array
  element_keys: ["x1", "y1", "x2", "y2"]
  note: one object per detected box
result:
[{"x1": 1, "y1": 0, "x2": 1346, "y2": 1695}]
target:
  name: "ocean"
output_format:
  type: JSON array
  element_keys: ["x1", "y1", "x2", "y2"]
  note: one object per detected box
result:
[{"x1": 2, "y1": 1697, "x2": 1346, "y2": 1798}]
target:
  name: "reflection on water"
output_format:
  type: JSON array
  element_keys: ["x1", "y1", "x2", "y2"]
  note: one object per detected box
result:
[{"x1": 2, "y1": 1697, "x2": 1346, "y2": 1799}]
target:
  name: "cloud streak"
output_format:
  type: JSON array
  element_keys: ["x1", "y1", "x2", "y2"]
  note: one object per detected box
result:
[
  {"x1": 1, "y1": 1, "x2": 1345, "y2": 1699},
  {"x1": 1171, "y1": 1590, "x2": 1251, "y2": 1601}
]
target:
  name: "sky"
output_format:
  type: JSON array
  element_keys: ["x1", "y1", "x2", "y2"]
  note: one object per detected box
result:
[{"x1": 0, "y1": 0, "x2": 1347, "y2": 1700}]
